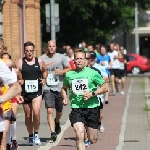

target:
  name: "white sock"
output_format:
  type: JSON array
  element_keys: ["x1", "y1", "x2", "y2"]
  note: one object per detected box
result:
[
  {"x1": 6, "y1": 128, "x2": 11, "y2": 144},
  {"x1": 10, "y1": 122, "x2": 16, "y2": 140}
]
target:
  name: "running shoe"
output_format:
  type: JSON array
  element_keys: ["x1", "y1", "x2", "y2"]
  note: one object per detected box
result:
[
  {"x1": 55, "y1": 119, "x2": 61, "y2": 135},
  {"x1": 100, "y1": 124, "x2": 105, "y2": 133},
  {"x1": 28, "y1": 137, "x2": 34, "y2": 146},
  {"x1": 6, "y1": 144, "x2": 11, "y2": 150},
  {"x1": 84, "y1": 140, "x2": 90, "y2": 147},
  {"x1": 34, "y1": 134, "x2": 41, "y2": 145},
  {"x1": 11, "y1": 140, "x2": 19, "y2": 150},
  {"x1": 50, "y1": 132, "x2": 57, "y2": 143},
  {"x1": 120, "y1": 91, "x2": 125, "y2": 95},
  {"x1": 105, "y1": 100, "x2": 108, "y2": 104}
]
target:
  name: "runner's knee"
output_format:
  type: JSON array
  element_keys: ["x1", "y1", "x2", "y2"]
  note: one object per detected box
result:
[{"x1": 47, "y1": 108, "x2": 54, "y2": 114}]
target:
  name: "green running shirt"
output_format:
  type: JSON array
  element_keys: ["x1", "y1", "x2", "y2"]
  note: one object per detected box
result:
[{"x1": 63, "y1": 67, "x2": 105, "y2": 108}]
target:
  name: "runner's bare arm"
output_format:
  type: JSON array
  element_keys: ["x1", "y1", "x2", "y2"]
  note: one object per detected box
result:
[
  {"x1": 16, "y1": 58, "x2": 22, "y2": 71},
  {"x1": 95, "y1": 82, "x2": 108, "y2": 95},
  {"x1": 61, "y1": 86, "x2": 68, "y2": 106},
  {"x1": 0, "y1": 82, "x2": 22, "y2": 103},
  {"x1": 103, "y1": 76, "x2": 109, "y2": 83},
  {"x1": 14, "y1": 68, "x2": 24, "y2": 85},
  {"x1": 39, "y1": 58, "x2": 48, "y2": 79},
  {"x1": 38, "y1": 58, "x2": 48, "y2": 85},
  {"x1": 55, "y1": 65, "x2": 71, "y2": 75},
  {"x1": 83, "y1": 82, "x2": 108, "y2": 100}
]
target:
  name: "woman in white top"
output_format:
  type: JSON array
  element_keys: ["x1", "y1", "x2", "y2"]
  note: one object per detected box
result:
[{"x1": 1, "y1": 53, "x2": 24, "y2": 150}]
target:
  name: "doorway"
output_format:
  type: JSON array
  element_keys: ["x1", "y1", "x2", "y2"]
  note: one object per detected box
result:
[{"x1": 140, "y1": 36, "x2": 150, "y2": 58}]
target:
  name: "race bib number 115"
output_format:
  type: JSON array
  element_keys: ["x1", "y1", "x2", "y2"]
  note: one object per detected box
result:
[
  {"x1": 72, "y1": 79, "x2": 89, "y2": 95},
  {"x1": 25, "y1": 80, "x2": 38, "y2": 93}
]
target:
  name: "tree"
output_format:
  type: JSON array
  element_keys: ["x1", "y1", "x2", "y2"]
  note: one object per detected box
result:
[{"x1": 40, "y1": 0, "x2": 149, "y2": 46}]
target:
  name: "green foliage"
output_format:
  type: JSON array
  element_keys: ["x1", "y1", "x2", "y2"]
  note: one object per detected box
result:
[{"x1": 41, "y1": 0, "x2": 149, "y2": 46}]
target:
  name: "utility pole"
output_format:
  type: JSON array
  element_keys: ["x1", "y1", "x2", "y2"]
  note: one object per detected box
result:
[
  {"x1": 135, "y1": 3, "x2": 139, "y2": 54},
  {"x1": 50, "y1": 0, "x2": 55, "y2": 41}
]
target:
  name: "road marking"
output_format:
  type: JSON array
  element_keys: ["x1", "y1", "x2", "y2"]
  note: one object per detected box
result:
[
  {"x1": 116, "y1": 78, "x2": 133, "y2": 150},
  {"x1": 37, "y1": 118, "x2": 71, "y2": 150}
]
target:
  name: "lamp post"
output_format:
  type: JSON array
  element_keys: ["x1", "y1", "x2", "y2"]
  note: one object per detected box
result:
[
  {"x1": 135, "y1": 3, "x2": 139, "y2": 54},
  {"x1": 50, "y1": 0, "x2": 55, "y2": 41}
]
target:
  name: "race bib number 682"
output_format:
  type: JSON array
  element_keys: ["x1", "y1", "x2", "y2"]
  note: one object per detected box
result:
[{"x1": 72, "y1": 79, "x2": 89, "y2": 95}]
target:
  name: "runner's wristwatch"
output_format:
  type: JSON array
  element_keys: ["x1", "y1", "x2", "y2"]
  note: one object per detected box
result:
[{"x1": 92, "y1": 92, "x2": 96, "y2": 96}]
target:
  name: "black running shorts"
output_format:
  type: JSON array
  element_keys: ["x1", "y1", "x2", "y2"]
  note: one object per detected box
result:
[{"x1": 69, "y1": 107, "x2": 99, "y2": 129}]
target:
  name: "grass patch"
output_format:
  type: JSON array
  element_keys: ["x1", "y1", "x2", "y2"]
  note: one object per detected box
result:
[{"x1": 144, "y1": 103, "x2": 150, "y2": 111}]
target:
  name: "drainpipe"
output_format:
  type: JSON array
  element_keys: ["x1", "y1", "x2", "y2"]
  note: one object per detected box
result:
[{"x1": 0, "y1": 0, "x2": 5, "y2": 38}]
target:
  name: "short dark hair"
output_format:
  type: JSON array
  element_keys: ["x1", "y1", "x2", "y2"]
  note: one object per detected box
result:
[
  {"x1": 89, "y1": 51, "x2": 96, "y2": 59},
  {"x1": 24, "y1": 41, "x2": 35, "y2": 49},
  {"x1": 1, "y1": 53, "x2": 11, "y2": 59}
]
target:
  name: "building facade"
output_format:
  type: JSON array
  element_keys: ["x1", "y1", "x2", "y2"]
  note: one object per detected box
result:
[
  {"x1": 1, "y1": 0, "x2": 41, "y2": 61},
  {"x1": 110, "y1": 10, "x2": 150, "y2": 58}
]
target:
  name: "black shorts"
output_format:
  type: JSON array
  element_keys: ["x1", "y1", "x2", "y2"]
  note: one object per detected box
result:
[
  {"x1": 109, "y1": 69, "x2": 120, "y2": 78},
  {"x1": 22, "y1": 90, "x2": 42, "y2": 104},
  {"x1": 69, "y1": 107, "x2": 99, "y2": 129},
  {"x1": 119, "y1": 69, "x2": 126, "y2": 79},
  {"x1": 43, "y1": 90, "x2": 63, "y2": 112}
]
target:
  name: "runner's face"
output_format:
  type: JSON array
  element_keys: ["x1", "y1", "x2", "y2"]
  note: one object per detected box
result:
[
  {"x1": 110, "y1": 44, "x2": 114, "y2": 51},
  {"x1": 24, "y1": 46, "x2": 34, "y2": 59},
  {"x1": 48, "y1": 41, "x2": 56, "y2": 54},
  {"x1": 100, "y1": 47, "x2": 106, "y2": 55},
  {"x1": 74, "y1": 53, "x2": 86, "y2": 69},
  {"x1": 1, "y1": 54, "x2": 9, "y2": 60},
  {"x1": 85, "y1": 53, "x2": 91, "y2": 66},
  {"x1": 120, "y1": 48, "x2": 124, "y2": 54}
]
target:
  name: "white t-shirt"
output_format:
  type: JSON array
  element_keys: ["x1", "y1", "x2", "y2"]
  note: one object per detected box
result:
[
  {"x1": 108, "y1": 51, "x2": 120, "y2": 69},
  {"x1": 0, "y1": 59, "x2": 17, "y2": 85},
  {"x1": 0, "y1": 59, "x2": 17, "y2": 132}
]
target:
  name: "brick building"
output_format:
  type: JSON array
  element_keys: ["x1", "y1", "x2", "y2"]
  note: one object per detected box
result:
[{"x1": 0, "y1": 0, "x2": 41, "y2": 61}]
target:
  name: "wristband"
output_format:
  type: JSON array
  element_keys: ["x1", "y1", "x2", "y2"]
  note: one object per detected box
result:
[{"x1": 92, "y1": 92, "x2": 96, "y2": 96}]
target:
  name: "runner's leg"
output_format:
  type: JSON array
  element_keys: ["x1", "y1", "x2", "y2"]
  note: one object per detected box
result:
[
  {"x1": 32, "y1": 95, "x2": 42, "y2": 133},
  {"x1": 55, "y1": 92, "x2": 63, "y2": 134},
  {"x1": 87, "y1": 127, "x2": 98, "y2": 144},
  {"x1": 44, "y1": 90, "x2": 57, "y2": 141},
  {"x1": 47, "y1": 107, "x2": 55, "y2": 132},
  {"x1": 73, "y1": 122, "x2": 85, "y2": 150},
  {"x1": 32, "y1": 95, "x2": 42, "y2": 145},
  {"x1": 23, "y1": 103, "x2": 33, "y2": 135},
  {"x1": 1, "y1": 118, "x2": 10, "y2": 150}
]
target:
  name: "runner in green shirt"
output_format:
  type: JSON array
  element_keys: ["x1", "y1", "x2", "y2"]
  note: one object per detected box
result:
[{"x1": 61, "y1": 50, "x2": 107, "y2": 150}]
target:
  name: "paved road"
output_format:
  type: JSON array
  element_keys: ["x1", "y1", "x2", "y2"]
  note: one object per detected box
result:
[
  {"x1": 16, "y1": 77, "x2": 150, "y2": 150},
  {"x1": 16, "y1": 100, "x2": 71, "y2": 150}
]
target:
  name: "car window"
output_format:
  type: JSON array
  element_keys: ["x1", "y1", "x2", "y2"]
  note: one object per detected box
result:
[{"x1": 128, "y1": 56, "x2": 136, "y2": 61}]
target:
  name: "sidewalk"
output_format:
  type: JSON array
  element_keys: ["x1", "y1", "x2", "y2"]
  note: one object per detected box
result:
[{"x1": 16, "y1": 77, "x2": 150, "y2": 150}]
